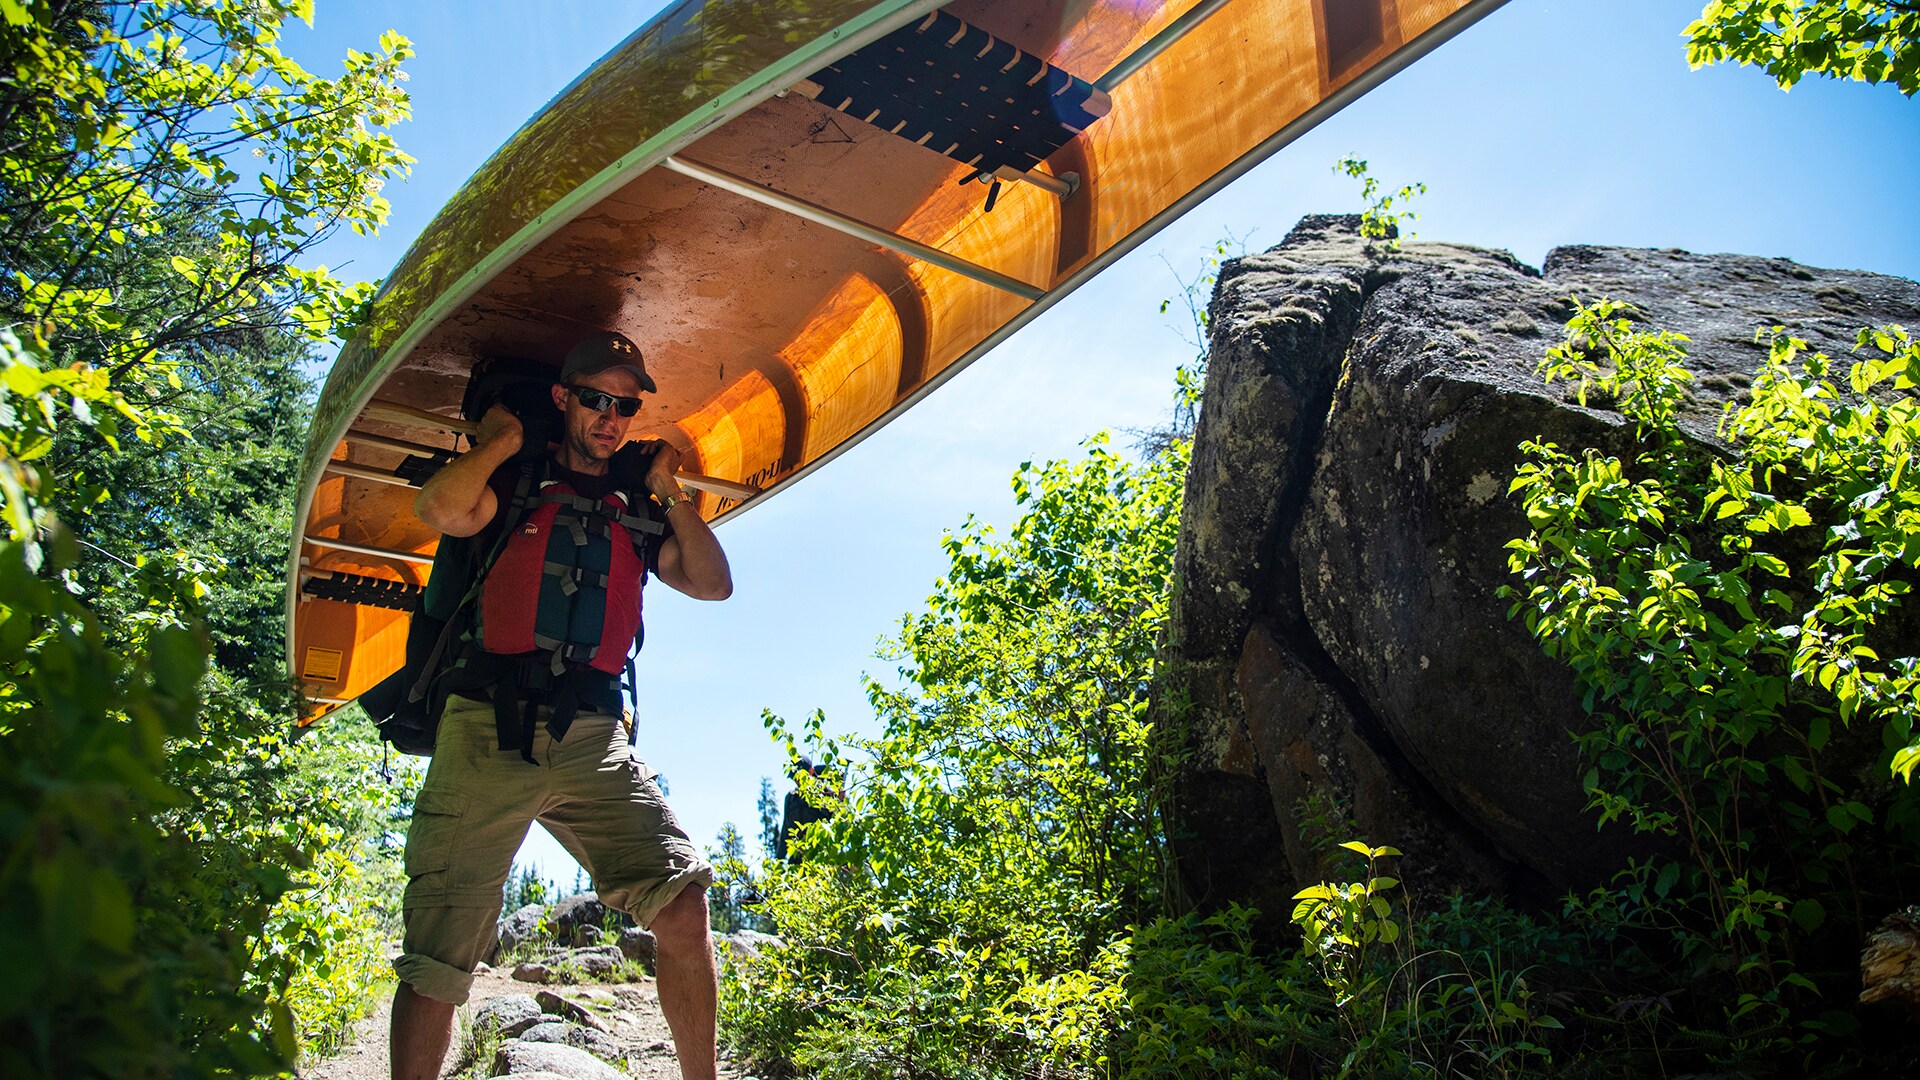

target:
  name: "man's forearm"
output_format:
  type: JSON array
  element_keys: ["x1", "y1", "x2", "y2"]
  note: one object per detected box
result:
[{"x1": 415, "y1": 436, "x2": 517, "y2": 536}]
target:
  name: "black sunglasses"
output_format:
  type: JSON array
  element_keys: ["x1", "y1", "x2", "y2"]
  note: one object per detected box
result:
[{"x1": 565, "y1": 383, "x2": 644, "y2": 417}]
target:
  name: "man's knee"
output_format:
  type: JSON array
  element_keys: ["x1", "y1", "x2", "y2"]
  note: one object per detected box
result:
[{"x1": 652, "y1": 883, "x2": 710, "y2": 947}]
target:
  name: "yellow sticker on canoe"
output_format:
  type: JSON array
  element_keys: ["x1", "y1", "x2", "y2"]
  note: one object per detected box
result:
[{"x1": 302, "y1": 647, "x2": 344, "y2": 683}]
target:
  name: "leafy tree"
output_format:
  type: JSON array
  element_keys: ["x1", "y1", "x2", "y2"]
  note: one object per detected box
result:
[
  {"x1": 1687, "y1": 0, "x2": 1920, "y2": 95},
  {"x1": 723, "y1": 434, "x2": 1186, "y2": 1078},
  {"x1": 0, "y1": 0, "x2": 412, "y2": 383},
  {"x1": 0, "y1": 1, "x2": 413, "y2": 1073}
]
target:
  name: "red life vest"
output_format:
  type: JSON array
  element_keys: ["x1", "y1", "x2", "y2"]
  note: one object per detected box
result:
[{"x1": 475, "y1": 478, "x2": 665, "y2": 675}]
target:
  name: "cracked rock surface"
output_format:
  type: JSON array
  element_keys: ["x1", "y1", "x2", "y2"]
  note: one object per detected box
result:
[{"x1": 1159, "y1": 214, "x2": 1920, "y2": 922}]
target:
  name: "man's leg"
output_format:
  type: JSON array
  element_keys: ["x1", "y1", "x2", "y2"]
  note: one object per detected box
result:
[
  {"x1": 652, "y1": 883, "x2": 719, "y2": 1080},
  {"x1": 389, "y1": 694, "x2": 544, "y2": 1079},
  {"x1": 390, "y1": 982, "x2": 456, "y2": 1080},
  {"x1": 541, "y1": 712, "x2": 717, "y2": 1078}
]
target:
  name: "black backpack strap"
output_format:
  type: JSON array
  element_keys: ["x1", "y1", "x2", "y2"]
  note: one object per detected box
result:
[
  {"x1": 495, "y1": 658, "x2": 552, "y2": 765},
  {"x1": 625, "y1": 655, "x2": 639, "y2": 748}
]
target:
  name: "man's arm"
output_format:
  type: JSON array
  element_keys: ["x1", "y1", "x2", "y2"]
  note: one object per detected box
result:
[
  {"x1": 414, "y1": 405, "x2": 522, "y2": 537},
  {"x1": 644, "y1": 441, "x2": 733, "y2": 601}
]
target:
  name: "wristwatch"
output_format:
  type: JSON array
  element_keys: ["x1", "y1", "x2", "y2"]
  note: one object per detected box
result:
[{"x1": 658, "y1": 489, "x2": 691, "y2": 513}]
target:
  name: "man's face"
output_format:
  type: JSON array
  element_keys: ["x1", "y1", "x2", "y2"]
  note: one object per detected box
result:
[{"x1": 553, "y1": 367, "x2": 646, "y2": 462}]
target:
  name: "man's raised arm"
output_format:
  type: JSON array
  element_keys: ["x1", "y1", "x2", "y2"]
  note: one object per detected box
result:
[
  {"x1": 414, "y1": 405, "x2": 522, "y2": 537},
  {"x1": 645, "y1": 440, "x2": 733, "y2": 601}
]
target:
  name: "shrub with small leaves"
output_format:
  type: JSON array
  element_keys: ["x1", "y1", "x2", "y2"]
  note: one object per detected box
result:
[{"x1": 1505, "y1": 301, "x2": 1920, "y2": 1071}]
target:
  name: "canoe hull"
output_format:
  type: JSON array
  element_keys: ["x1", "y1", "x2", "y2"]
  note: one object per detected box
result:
[{"x1": 291, "y1": 0, "x2": 1506, "y2": 720}]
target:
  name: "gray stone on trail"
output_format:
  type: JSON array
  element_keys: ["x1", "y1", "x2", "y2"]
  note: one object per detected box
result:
[
  {"x1": 470, "y1": 993, "x2": 544, "y2": 1040},
  {"x1": 491, "y1": 1039, "x2": 627, "y2": 1079},
  {"x1": 549, "y1": 892, "x2": 630, "y2": 946},
  {"x1": 535, "y1": 988, "x2": 608, "y2": 1031},
  {"x1": 558, "y1": 944, "x2": 625, "y2": 977},
  {"x1": 498, "y1": 902, "x2": 546, "y2": 953},
  {"x1": 615, "y1": 925, "x2": 656, "y2": 968},
  {"x1": 518, "y1": 1020, "x2": 624, "y2": 1063},
  {"x1": 511, "y1": 962, "x2": 552, "y2": 984}
]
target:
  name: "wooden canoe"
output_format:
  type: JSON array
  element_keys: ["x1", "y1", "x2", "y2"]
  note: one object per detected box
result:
[{"x1": 289, "y1": 0, "x2": 1505, "y2": 721}]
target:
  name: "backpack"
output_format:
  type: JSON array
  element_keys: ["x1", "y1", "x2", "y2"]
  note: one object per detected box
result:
[{"x1": 362, "y1": 354, "x2": 561, "y2": 755}]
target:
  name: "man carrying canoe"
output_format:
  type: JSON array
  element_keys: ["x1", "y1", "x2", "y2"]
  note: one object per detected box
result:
[{"x1": 391, "y1": 330, "x2": 733, "y2": 1080}]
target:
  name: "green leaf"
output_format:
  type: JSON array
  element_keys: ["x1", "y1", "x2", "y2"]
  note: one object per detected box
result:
[
  {"x1": 1654, "y1": 861, "x2": 1681, "y2": 898},
  {"x1": 1790, "y1": 898, "x2": 1826, "y2": 934},
  {"x1": 146, "y1": 624, "x2": 206, "y2": 701}
]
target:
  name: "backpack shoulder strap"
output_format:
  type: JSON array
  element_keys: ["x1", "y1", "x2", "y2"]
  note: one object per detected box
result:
[{"x1": 406, "y1": 455, "x2": 547, "y2": 703}]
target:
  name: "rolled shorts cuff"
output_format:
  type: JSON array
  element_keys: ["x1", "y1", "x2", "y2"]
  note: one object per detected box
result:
[
  {"x1": 393, "y1": 950, "x2": 477, "y2": 1006},
  {"x1": 627, "y1": 862, "x2": 717, "y2": 929}
]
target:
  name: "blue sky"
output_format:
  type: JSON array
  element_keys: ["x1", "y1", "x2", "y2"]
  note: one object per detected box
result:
[{"x1": 285, "y1": 1, "x2": 1919, "y2": 888}]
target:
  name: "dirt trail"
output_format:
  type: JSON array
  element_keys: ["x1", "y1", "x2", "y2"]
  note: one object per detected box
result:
[{"x1": 300, "y1": 965, "x2": 729, "y2": 1080}]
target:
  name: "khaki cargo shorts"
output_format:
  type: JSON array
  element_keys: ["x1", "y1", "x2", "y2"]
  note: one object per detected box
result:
[{"x1": 394, "y1": 694, "x2": 713, "y2": 1005}]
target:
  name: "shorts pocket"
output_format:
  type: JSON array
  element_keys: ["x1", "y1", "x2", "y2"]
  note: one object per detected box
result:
[{"x1": 404, "y1": 787, "x2": 466, "y2": 878}]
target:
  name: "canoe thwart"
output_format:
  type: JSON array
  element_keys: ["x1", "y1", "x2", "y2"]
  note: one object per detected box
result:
[
  {"x1": 662, "y1": 155, "x2": 1046, "y2": 300},
  {"x1": 1094, "y1": 0, "x2": 1240, "y2": 93},
  {"x1": 304, "y1": 534, "x2": 436, "y2": 565}
]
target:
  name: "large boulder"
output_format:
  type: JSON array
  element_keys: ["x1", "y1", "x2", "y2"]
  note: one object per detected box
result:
[
  {"x1": 1161, "y1": 215, "x2": 1920, "y2": 921},
  {"x1": 556, "y1": 945, "x2": 625, "y2": 978},
  {"x1": 470, "y1": 994, "x2": 545, "y2": 1041},
  {"x1": 614, "y1": 925, "x2": 656, "y2": 969},
  {"x1": 717, "y1": 929, "x2": 784, "y2": 966}
]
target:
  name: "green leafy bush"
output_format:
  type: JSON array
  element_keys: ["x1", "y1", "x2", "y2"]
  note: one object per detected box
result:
[
  {"x1": 0, "y1": 3, "x2": 415, "y2": 1071},
  {"x1": 721, "y1": 435, "x2": 1185, "y2": 1079},
  {"x1": 0, "y1": 329, "x2": 286, "y2": 1076},
  {"x1": 1505, "y1": 301, "x2": 1920, "y2": 1072}
]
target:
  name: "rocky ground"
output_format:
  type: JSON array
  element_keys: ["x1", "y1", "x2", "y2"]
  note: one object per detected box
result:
[
  {"x1": 300, "y1": 892, "x2": 773, "y2": 1079},
  {"x1": 301, "y1": 965, "x2": 731, "y2": 1080}
]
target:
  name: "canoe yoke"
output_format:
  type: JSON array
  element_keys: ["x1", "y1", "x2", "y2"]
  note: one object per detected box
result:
[{"x1": 797, "y1": 10, "x2": 1111, "y2": 196}]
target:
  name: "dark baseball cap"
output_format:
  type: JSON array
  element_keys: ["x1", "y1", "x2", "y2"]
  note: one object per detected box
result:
[{"x1": 561, "y1": 330, "x2": 656, "y2": 393}]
